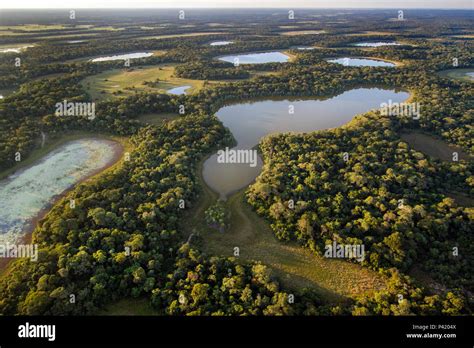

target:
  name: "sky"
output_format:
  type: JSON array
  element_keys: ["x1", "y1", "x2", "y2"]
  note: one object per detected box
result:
[{"x1": 0, "y1": 0, "x2": 472, "y2": 9}]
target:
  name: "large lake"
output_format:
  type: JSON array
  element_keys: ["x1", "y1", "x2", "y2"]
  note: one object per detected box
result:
[
  {"x1": 218, "y1": 51, "x2": 290, "y2": 64},
  {"x1": 0, "y1": 139, "x2": 121, "y2": 246},
  {"x1": 202, "y1": 88, "x2": 410, "y2": 199}
]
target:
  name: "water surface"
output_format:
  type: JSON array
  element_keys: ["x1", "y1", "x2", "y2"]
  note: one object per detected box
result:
[
  {"x1": 91, "y1": 52, "x2": 153, "y2": 62},
  {"x1": 203, "y1": 88, "x2": 409, "y2": 199},
  {"x1": 0, "y1": 139, "x2": 120, "y2": 245},
  {"x1": 218, "y1": 51, "x2": 290, "y2": 64},
  {"x1": 353, "y1": 42, "x2": 401, "y2": 47},
  {"x1": 210, "y1": 41, "x2": 233, "y2": 46},
  {"x1": 438, "y1": 68, "x2": 474, "y2": 82},
  {"x1": 327, "y1": 57, "x2": 396, "y2": 67},
  {"x1": 167, "y1": 85, "x2": 191, "y2": 95}
]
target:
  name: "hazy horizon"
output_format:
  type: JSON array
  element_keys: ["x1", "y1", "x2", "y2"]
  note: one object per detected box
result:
[{"x1": 0, "y1": 0, "x2": 472, "y2": 10}]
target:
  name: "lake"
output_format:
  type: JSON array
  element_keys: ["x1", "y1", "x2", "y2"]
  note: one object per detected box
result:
[
  {"x1": 438, "y1": 68, "x2": 474, "y2": 82},
  {"x1": 218, "y1": 51, "x2": 290, "y2": 64},
  {"x1": 91, "y1": 52, "x2": 153, "y2": 62},
  {"x1": 202, "y1": 88, "x2": 410, "y2": 199},
  {"x1": 167, "y1": 85, "x2": 191, "y2": 95},
  {"x1": 210, "y1": 41, "x2": 233, "y2": 46},
  {"x1": 327, "y1": 57, "x2": 396, "y2": 67},
  {"x1": 0, "y1": 139, "x2": 121, "y2": 246},
  {"x1": 353, "y1": 42, "x2": 401, "y2": 47}
]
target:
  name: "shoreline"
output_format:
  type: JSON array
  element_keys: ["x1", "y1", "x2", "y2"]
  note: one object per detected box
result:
[
  {"x1": 0, "y1": 137, "x2": 125, "y2": 273},
  {"x1": 203, "y1": 87, "x2": 412, "y2": 201}
]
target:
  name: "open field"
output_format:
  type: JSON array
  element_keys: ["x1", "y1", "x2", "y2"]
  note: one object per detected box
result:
[
  {"x1": 451, "y1": 34, "x2": 474, "y2": 39},
  {"x1": 180, "y1": 160, "x2": 387, "y2": 303},
  {"x1": 81, "y1": 65, "x2": 209, "y2": 100},
  {"x1": 437, "y1": 68, "x2": 474, "y2": 82},
  {"x1": 346, "y1": 31, "x2": 396, "y2": 36},
  {"x1": 81, "y1": 64, "x2": 269, "y2": 100},
  {"x1": 138, "y1": 32, "x2": 229, "y2": 40},
  {"x1": 0, "y1": 43, "x2": 35, "y2": 50},
  {"x1": 400, "y1": 130, "x2": 471, "y2": 162},
  {"x1": 0, "y1": 24, "x2": 70, "y2": 31},
  {"x1": 99, "y1": 298, "x2": 159, "y2": 315},
  {"x1": 445, "y1": 192, "x2": 474, "y2": 207},
  {"x1": 0, "y1": 24, "x2": 124, "y2": 32},
  {"x1": 279, "y1": 30, "x2": 325, "y2": 36},
  {"x1": 401, "y1": 130, "x2": 473, "y2": 207}
]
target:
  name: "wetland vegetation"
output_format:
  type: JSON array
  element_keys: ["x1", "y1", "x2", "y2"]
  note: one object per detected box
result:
[{"x1": 0, "y1": 8, "x2": 472, "y2": 318}]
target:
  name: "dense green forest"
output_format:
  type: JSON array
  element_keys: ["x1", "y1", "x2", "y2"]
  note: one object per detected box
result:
[{"x1": 0, "y1": 9, "x2": 472, "y2": 315}]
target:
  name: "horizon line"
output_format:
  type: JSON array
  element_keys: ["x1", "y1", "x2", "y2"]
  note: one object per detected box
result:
[{"x1": 1, "y1": 7, "x2": 473, "y2": 10}]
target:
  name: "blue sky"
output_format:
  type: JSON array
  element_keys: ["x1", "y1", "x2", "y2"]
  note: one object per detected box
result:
[{"x1": 2, "y1": 0, "x2": 473, "y2": 9}]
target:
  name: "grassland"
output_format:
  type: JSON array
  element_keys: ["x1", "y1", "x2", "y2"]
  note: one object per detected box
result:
[
  {"x1": 0, "y1": 43, "x2": 35, "y2": 51},
  {"x1": 0, "y1": 24, "x2": 123, "y2": 32},
  {"x1": 0, "y1": 24, "x2": 70, "y2": 31},
  {"x1": 401, "y1": 130, "x2": 473, "y2": 207},
  {"x1": 346, "y1": 31, "x2": 396, "y2": 36},
  {"x1": 81, "y1": 64, "x2": 268, "y2": 101},
  {"x1": 98, "y1": 298, "x2": 159, "y2": 315},
  {"x1": 400, "y1": 130, "x2": 471, "y2": 162},
  {"x1": 437, "y1": 68, "x2": 474, "y2": 83},
  {"x1": 81, "y1": 65, "x2": 209, "y2": 100},
  {"x1": 138, "y1": 32, "x2": 229, "y2": 40},
  {"x1": 451, "y1": 34, "x2": 474, "y2": 39},
  {"x1": 279, "y1": 30, "x2": 326, "y2": 36},
  {"x1": 180, "y1": 160, "x2": 387, "y2": 303}
]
